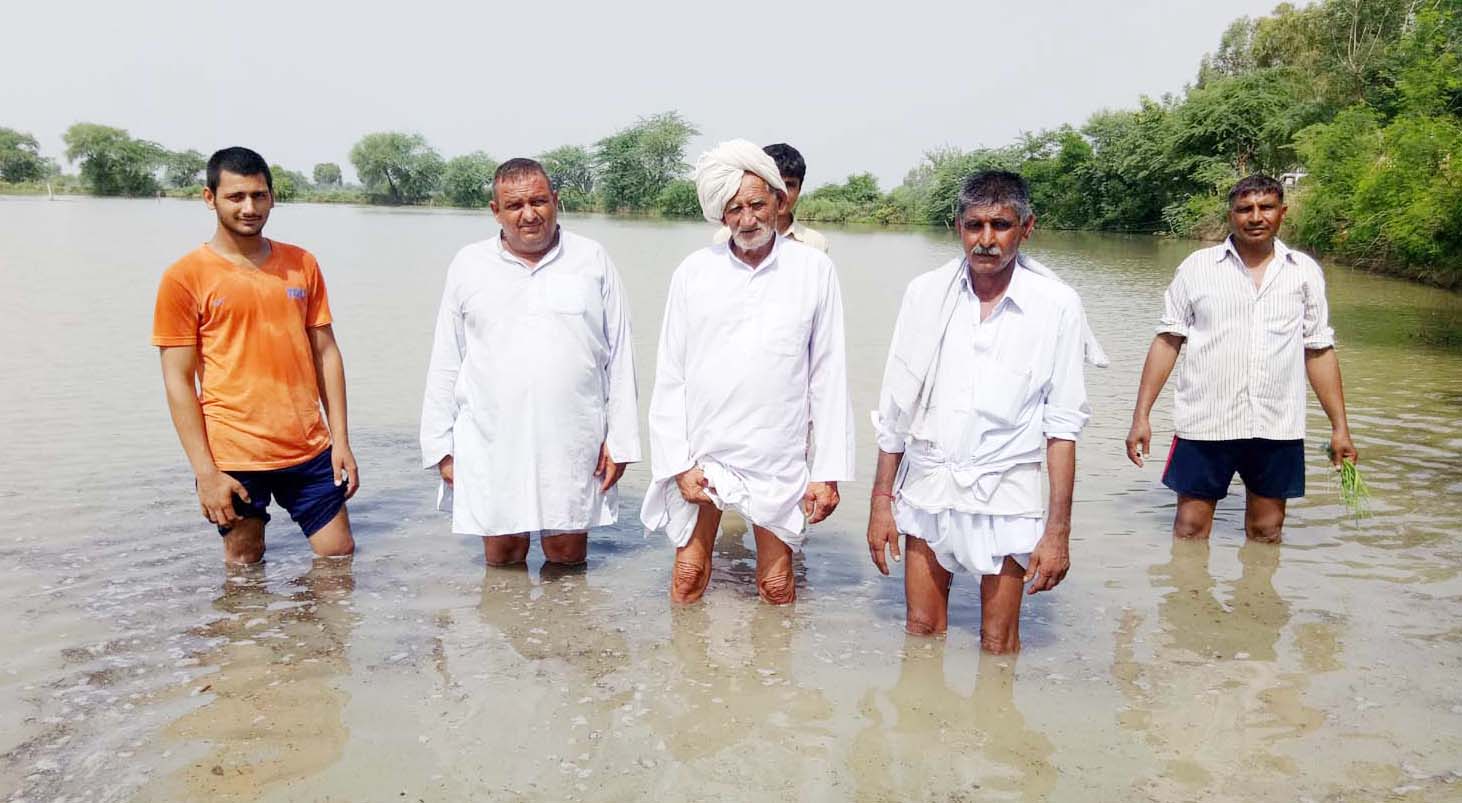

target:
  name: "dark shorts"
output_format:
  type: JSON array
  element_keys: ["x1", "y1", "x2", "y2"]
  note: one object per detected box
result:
[
  {"x1": 216, "y1": 447, "x2": 347, "y2": 537},
  {"x1": 1161, "y1": 437, "x2": 1305, "y2": 501}
]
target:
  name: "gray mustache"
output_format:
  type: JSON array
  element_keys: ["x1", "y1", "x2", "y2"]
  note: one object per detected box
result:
[{"x1": 970, "y1": 244, "x2": 1002, "y2": 256}]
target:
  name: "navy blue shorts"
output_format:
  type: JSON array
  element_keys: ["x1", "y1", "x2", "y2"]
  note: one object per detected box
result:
[
  {"x1": 217, "y1": 447, "x2": 348, "y2": 537},
  {"x1": 1161, "y1": 437, "x2": 1305, "y2": 501}
]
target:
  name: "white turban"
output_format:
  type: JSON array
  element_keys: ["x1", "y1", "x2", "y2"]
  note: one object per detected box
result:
[{"x1": 692, "y1": 139, "x2": 787, "y2": 224}]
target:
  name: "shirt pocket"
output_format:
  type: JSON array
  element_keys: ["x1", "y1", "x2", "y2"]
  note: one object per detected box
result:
[
  {"x1": 543, "y1": 274, "x2": 590, "y2": 315},
  {"x1": 1262, "y1": 285, "x2": 1304, "y2": 335},
  {"x1": 760, "y1": 301, "x2": 811, "y2": 357},
  {"x1": 972, "y1": 357, "x2": 1034, "y2": 427}
]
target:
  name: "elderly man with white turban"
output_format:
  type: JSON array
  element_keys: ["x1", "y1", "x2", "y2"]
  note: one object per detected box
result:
[{"x1": 641, "y1": 139, "x2": 855, "y2": 605}]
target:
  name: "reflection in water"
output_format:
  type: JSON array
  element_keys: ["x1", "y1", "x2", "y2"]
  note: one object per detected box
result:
[
  {"x1": 1113, "y1": 541, "x2": 1333, "y2": 797},
  {"x1": 141, "y1": 557, "x2": 358, "y2": 801},
  {"x1": 851, "y1": 638, "x2": 1055, "y2": 802},
  {"x1": 653, "y1": 601, "x2": 833, "y2": 767},
  {"x1": 1152, "y1": 539, "x2": 1289, "y2": 661},
  {"x1": 475, "y1": 562, "x2": 629, "y2": 677}
]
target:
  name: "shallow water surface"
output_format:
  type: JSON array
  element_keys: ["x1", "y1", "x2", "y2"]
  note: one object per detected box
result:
[{"x1": 1, "y1": 197, "x2": 1459, "y2": 801}]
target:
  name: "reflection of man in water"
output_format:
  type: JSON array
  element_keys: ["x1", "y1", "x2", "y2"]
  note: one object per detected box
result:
[
  {"x1": 155, "y1": 557, "x2": 358, "y2": 797},
  {"x1": 421, "y1": 158, "x2": 640, "y2": 568},
  {"x1": 866, "y1": 171, "x2": 1103, "y2": 650},
  {"x1": 712, "y1": 143, "x2": 830, "y2": 253},
  {"x1": 851, "y1": 638, "x2": 1055, "y2": 801},
  {"x1": 641, "y1": 140, "x2": 854, "y2": 605},
  {"x1": 153, "y1": 147, "x2": 357, "y2": 564},
  {"x1": 1125, "y1": 175, "x2": 1358, "y2": 542}
]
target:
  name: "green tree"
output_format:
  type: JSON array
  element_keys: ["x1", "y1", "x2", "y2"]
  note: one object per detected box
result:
[
  {"x1": 594, "y1": 112, "x2": 698, "y2": 211},
  {"x1": 539, "y1": 144, "x2": 596, "y2": 211},
  {"x1": 312, "y1": 162, "x2": 343, "y2": 187},
  {"x1": 269, "y1": 164, "x2": 310, "y2": 202},
  {"x1": 0, "y1": 127, "x2": 48, "y2": 182},
  {"x1": 62, "y1": 123, "x2": 164, "y2": 196},
  {"x1": 349, "y1": 132, "x2": 444, "y2": 204},
  {"x1": 441, "y1": 151, "x2": 498, "y2": 207},
  {"x1": 163, "y1": 149, "x2": 206, "y2": 188},
  {"x1": 655, "y1": 178, "x2": 701, "y2": 218}
]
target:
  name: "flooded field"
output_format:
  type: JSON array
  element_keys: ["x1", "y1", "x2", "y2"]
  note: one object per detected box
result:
[{"x1": 1, "y1": 196, "x2": 1459, "y2": 801}]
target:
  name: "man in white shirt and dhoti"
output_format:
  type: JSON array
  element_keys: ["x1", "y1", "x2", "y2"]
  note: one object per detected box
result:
[
  {"x1": 866, "y1": 170, "x2": 1102, "y2": 652},
  {"x1": 421, "y1": 158, "x2": 639, "y2": 566},
  {"x1": 642, "y1": 139, "x2": 854, "y2": 605}
]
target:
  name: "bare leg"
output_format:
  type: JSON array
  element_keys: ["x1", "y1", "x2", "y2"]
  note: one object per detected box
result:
[
  {"x1": 541, "y1": 531, "x2": 588, "y2": 565},
  {"x1": 979, "y1": 556, "x2": 1027, "y2": 654},
  {"x1": 753, "y1": 526, "x2": 795, "y2": 605},
  {"x1": 1243, "y1": 492, "x2": 1287, "y2": 543},
  {"x1": 222, "y1": 517, "x2": 266, "y2": 565},
  {"x1": 308, "y1": 507, "x2": 355, "y2": 557},
  {"x1": 483, "y1": 534, "x2": 530, "y2": 566},
  {"x1": 1173, "y1": 494, "x2": 1218, "y2": 539},
  {"x1": 671, "y1": 506, "x2": 720, "y2": 604},
  {"x1": 904, "y1": 535, "x2": 953, "y2": 635}
]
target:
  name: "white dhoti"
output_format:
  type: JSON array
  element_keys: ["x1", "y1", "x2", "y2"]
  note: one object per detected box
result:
[
  {"x1": 894, "y1": 506, "x2": 1038, "y2": 575},
  {"x1": 641, "y1": 460, "x2": 807, "y2": 549}
]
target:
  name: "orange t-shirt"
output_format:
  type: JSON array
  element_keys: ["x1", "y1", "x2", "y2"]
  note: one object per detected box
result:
[{"x1": 152, "y1": 240, "x2": 334, "y2": 471}]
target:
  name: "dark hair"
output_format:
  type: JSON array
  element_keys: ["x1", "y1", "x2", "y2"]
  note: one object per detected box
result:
[
  {"x1": 206, "y1": 147, "x2": 272, "y2": 193},
  {"x1": 492, "y1": 157, "x2": 551, "y2": 199},
  {"x1": 1227, "y1": 174, "x2": 1284, "y2": 206},
  {"x1": 762, "y1": 143, "x2": 806, "y2": 183},
  {"x1": 955, "y1": 170, "x2": 1032, "y2": 222}
]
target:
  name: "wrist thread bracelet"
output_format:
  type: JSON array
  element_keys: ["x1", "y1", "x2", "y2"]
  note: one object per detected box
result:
[{"x1": 871, "y1": 491, "x2": 896, "y2": 501}]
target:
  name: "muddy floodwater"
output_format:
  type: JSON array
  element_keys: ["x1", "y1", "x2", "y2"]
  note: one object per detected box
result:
[{"x1": 2, "y1": 196, "x2": 1459, "y2": 802}]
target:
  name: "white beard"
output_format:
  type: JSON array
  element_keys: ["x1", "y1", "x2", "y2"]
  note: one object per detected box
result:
[{"x1": 731, "y1": 222, "x2": 774, "y2": 251}]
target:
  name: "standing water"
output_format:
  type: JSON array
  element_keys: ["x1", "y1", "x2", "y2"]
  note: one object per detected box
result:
[{"x1": 1, "y1": 196, "x2": 1458, "y2": 801}]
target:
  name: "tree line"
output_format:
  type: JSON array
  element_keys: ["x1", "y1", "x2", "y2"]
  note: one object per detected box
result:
[{"x1": 1, "y1": 0, "x2": 1455, "y2": 284}]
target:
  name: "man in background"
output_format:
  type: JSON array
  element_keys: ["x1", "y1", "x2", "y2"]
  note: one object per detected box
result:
[{"x1": 1125, "y1": 174, "x2": 1357, "y2": 542}]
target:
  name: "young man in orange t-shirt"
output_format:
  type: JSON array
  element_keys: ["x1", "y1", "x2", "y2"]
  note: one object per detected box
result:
[{"x1": 153, "y1": 147, "x2": 358, "y2": 564}]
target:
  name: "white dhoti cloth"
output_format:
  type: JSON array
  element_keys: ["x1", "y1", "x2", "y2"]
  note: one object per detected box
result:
[
  {"x1": 641, "y1": 460, "x2": 807, "y2": 549},
  {"x1": 895, "y1": 506, "x2": 1038, "y2": 575}
]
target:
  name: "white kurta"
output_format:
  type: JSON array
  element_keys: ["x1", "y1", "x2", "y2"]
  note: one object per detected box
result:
[
  {"x1": 641, "y1": 236, "x2": 855, "y2": 548},
  {"x1": 875, "y1": 262, "x2": 1091, "y2": 574},
  {"x1": 420, "y1": 229, "x2": 640, "y2": 536}
]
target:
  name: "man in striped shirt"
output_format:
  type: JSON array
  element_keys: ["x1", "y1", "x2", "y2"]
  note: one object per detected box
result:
[{"x1": 1125, "y1": 175, "x2": 1358, "y2": 541}]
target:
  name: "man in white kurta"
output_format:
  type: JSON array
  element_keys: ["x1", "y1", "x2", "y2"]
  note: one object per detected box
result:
[
  {"x1": 641, "y1": 139, "x2": 854, "y2": 605},
  {"x1": 867, "y1": 170, "x2": 1095, "y2": 652},
  {"x1": 421, "y1": 158, "x2": 639, "y2": 566}
]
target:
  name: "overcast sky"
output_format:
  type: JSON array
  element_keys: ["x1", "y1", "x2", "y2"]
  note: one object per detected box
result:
[{"x1": 2, "y1": 0, "x2": 1286, "y2": 188}]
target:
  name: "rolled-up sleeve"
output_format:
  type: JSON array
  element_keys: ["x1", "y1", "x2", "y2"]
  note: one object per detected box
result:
[
  {"x1": 1301, "y1": 259, "x2": 1336, "y2": 350},
  {"x1": 1043, "y1": 302, "x2": 1091, "y2": 442},
  {"x1": 1156, "y1": 268, "x2": 1192, "y2": 338}
]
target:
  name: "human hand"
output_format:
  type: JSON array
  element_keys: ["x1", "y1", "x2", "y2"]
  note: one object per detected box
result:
[
  {"x1": 1327, "y1": 430, "x2": 1358, "y2": 468},
  {"x1": 438, "y1": 455, "x2": 454, "y2": 485},
  {"x1": 866, "y1": 496, "x2": 901, "y2": 575},
  {"x1": 802, "y1": 481, "x2": 840, "y2": 524},
  {"x1": 676, "y1": 466, "x2": 713, "y2": 504},
  {"x1": 1125, "y1": 417, "x2": 1152, "y2": 467},
  {"x1": 197, "y1": 469, "x2": 249, "y2": 526},
  {"x1": 1025, "y1": 522, "x2": 1071, "y2": 595},
  {"x1": 594, "y1": 442, "x2": 627, "y2": 492},
  {"x1": 333, "y1": 444, "x2": 360, "y2": 499}
]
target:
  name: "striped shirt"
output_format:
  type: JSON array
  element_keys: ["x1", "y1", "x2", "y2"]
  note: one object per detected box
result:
[{"x1": 1158, "y1": 237, "x2": 1335, "y2": 441}]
